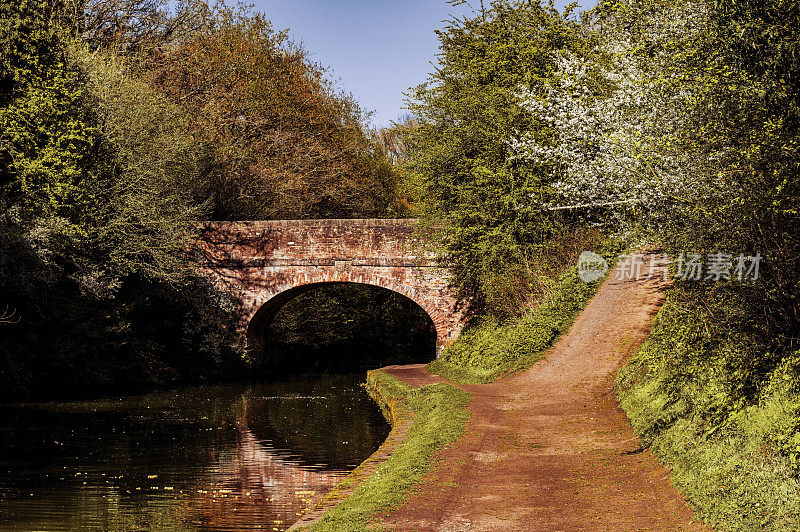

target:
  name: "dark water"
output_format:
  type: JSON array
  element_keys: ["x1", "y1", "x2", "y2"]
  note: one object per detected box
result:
[{"x1": 0, "y1": 374, "x2": 390, "y2": 531}]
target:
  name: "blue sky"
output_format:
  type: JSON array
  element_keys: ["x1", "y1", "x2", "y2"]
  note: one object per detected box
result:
[{"x1": 251, "y1": 1, "x2": 597, "y2": 127}]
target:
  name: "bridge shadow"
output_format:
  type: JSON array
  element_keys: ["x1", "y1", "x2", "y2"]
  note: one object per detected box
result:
[{"x1": 247, "y1": 282, "x2": 438, "y2": 375}]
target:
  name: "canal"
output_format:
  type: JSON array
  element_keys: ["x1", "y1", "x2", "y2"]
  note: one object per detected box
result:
[
  {"x1": 0, "y1": 283, "x2": 437, "y2": 530},
  {"x1": 0, "y1": 374, "x2": 389, "y2": 530}
]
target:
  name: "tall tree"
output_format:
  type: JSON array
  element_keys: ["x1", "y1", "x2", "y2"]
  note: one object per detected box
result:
[
  {"x1": 148, "y1": 6, "x2": 401, "y2": 220},
  {"x1": 404, "y1": 0, "x2": 592, "y2": 317},
  {"x1": 0, "y1": 0, "x2": 243, "y2": 399}
]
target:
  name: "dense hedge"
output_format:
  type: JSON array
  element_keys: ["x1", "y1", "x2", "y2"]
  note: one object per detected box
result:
[{"x1": 618, "y1": 288, "x2": 800, "y2": 530}]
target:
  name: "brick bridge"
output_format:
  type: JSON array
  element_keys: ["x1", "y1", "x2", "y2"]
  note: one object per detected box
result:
[{"x1": 197, "y1": 219, "x2": 464, "y2": 354}]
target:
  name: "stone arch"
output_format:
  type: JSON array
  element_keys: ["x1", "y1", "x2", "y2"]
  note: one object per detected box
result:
[
  {"x1": 198, "y1": 219, "x2": 466, "y2": 355},
  {"x1": 242, "y1": 270, "x2": 449, "y2": 353}
]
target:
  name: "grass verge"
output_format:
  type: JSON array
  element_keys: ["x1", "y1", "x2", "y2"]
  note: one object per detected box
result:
[
  {"x1": 617, "y1": 289, "x2": 800, "y2": 531},
  {"x1": 428, "y1": 243, "x2": 622, "y2": 384},
  {"x1": 300, "y1": 370, "x2": 471, "y2": 531}
]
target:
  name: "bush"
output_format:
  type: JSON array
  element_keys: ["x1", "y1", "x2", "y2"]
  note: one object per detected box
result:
[
  {"x1": 618, "y1": 288, "x2": 800, "y2": 530},
  {"x1": 428, "y1": 240, "x2": 622, "y2": 384}
]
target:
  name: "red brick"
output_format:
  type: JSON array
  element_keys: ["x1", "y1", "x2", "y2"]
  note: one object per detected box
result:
[{"x1": 196, "y1": 220, "x2": 465, "y2": 355}]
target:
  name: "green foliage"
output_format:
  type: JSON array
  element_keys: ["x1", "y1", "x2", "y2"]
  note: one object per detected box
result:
[
  {"x1": 1, "y1": 0, "x2": 100, "y2": 227},
  {"x1": 590, "y1": 1, "x2": 800, "y2": 524},
  {"x1": 582, "y1": 0, "x2": 800, "y2": 342},
  {"x1": 2, "y1": 0, "x2": 202, "y2": 289},
  {"x1": 404, "y1": 0, "x2": 595, "y2": 316},
  {"x1": 429, "y1": 241, "x2": 622, "y2": 384},
  {"x1": 659, "y1": 0, "x2": 799, "y2": 338},
  {"x1": 302, "y1": 370, "x2": 471, "y2": 531},
  {"x1": 0, "y1": 0, "x2": 244, "y2": 400},
  {"x1": 76, "y1": 46, "x2": 208, "y2": 282},
  {"x1": 618, "y1": 288, "x2": 800, "y2": 530}
]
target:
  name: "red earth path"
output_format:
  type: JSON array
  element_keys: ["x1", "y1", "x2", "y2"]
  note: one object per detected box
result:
[{"x1": 376, "y1": 257, "x2": 708, "y2": 531}]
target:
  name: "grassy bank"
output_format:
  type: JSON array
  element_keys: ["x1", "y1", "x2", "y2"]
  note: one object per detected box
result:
[
  {"x1": 301, "y1": 370, "x2": 471, "y2": 531},
  {"x1": 617, "y1": 289, "x2": 800, "y2": 531},
  {"x1": 428, "y1": 243, "x2": 622, "y2": 385}
]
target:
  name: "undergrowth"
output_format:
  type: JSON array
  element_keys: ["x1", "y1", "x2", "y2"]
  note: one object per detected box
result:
[
  {"x1": 618, "y1": 289, "x2": 800, "y2": 531},
  {"x1": 428, "y1": 242, "x2": 623, "y2": 384},
  {"x1": 302, "y1": 370, "x2": 471, "y2": 531}
]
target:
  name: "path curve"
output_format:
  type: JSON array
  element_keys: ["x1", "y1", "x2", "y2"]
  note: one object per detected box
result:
[{"x1": 377, "y1": 256, "x2": 707, "y2": 531}]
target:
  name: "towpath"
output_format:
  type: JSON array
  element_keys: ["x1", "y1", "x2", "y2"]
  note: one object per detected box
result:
[{"x1": 377, "y1": 256, "x2": 707, "y2": 531}]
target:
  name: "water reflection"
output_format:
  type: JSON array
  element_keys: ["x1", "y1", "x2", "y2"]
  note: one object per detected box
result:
[{"x1": 0, "y1": 374, "x2": 389, "y2": 531}]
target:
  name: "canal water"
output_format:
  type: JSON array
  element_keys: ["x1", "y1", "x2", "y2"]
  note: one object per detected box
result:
[{"x1": 0, "y1": 373, "x2": 390, "y2": 531}]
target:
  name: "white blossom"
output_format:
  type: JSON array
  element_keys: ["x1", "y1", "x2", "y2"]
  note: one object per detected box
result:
[{"x1": 508, "y1": 1, "x2": 716, "y2": 225}]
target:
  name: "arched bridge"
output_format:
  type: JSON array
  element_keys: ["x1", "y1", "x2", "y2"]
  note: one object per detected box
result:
[{"x1": 197, "y1": 219, "x2": 464, "y2": 353}]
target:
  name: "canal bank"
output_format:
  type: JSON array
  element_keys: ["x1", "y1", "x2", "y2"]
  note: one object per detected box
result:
[
  {"x1": 290, "y1": 369, "x2": 470, "y2": 531},
  {"x1": 292, "y1": 255, "x2": 708, "y2": 531}
]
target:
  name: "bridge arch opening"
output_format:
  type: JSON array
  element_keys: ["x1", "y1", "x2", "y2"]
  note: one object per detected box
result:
[{"x1": 246, "y1": 282, "x2": 438, "y2": 374}]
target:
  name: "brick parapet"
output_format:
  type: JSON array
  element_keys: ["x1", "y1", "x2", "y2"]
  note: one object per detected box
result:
[{"x1": 197, "y1": 219, "x2": 464, "y2": 353}]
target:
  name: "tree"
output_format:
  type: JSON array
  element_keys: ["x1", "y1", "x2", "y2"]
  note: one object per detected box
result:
[
  {"x1": 147, "y1": 5, "x2": 402, "y2": 220},
  {"x1": 508, "y1": 0, "x2": 800, "y2": 472},
  {"x1": 509, "y1": 0, "x2": 799, "y2": 339},
  {"x1": 0, "y1": 0, "x2": 243, "y2": 399},
  {"x1": 77, "y1": 0, "x2": 210, "y2": 54},
  {"x1": 1, "y1": 0, "x2": 100, "y2": 230},
  {"x1": 404, "y1": 0, "x2": 594, "y2": 317},
  {"x1": 509, "y1": 0, "x2": 709, "y2": 229}
]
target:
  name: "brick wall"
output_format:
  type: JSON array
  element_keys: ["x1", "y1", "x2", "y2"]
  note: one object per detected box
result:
[{"x1": 197, "y1": 219, "x2": 464, "y2": 353}]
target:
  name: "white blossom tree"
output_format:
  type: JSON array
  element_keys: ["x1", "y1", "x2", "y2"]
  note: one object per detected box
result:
[{"x1": 508, "y1": 0, "x2": 716, "y2": 228}]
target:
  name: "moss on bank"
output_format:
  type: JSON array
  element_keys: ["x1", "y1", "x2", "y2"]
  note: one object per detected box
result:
[
  {"x1": 618, "y1": 290, "x2": 800, "y2": 531},
  {"x1": 428, "y1": 243, "x2": 622, "y2": 385},
  {"x1": 301, "y1": 370, "x2": 471, "y2": 531}
]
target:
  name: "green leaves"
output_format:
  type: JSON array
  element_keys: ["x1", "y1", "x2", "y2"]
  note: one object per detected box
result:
[
  {"x1": 405, "y1": 1, "x2": 589, "y2": 316},
  {"x1": 1, "y1": 0, "x2": 98, "y2": 225},
  {"x1": 618, "y1": 287, "x2": 800, "y2": 530},
  {"x1": 0, "y1": 0, "x2": 244, "y2": 399}
]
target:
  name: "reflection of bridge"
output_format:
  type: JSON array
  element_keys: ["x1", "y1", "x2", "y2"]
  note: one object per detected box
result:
[
  {"x1": 198, "y1": 219, "x2": 464, "y2": 353},
  {"x1": 197, "y1": 427, "x2": 348, "y2": 530}
]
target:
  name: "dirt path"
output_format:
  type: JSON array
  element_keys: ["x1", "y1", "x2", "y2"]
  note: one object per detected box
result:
[{"x1": 376, "y1": 257, "x2": 707, "y2": 531}]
